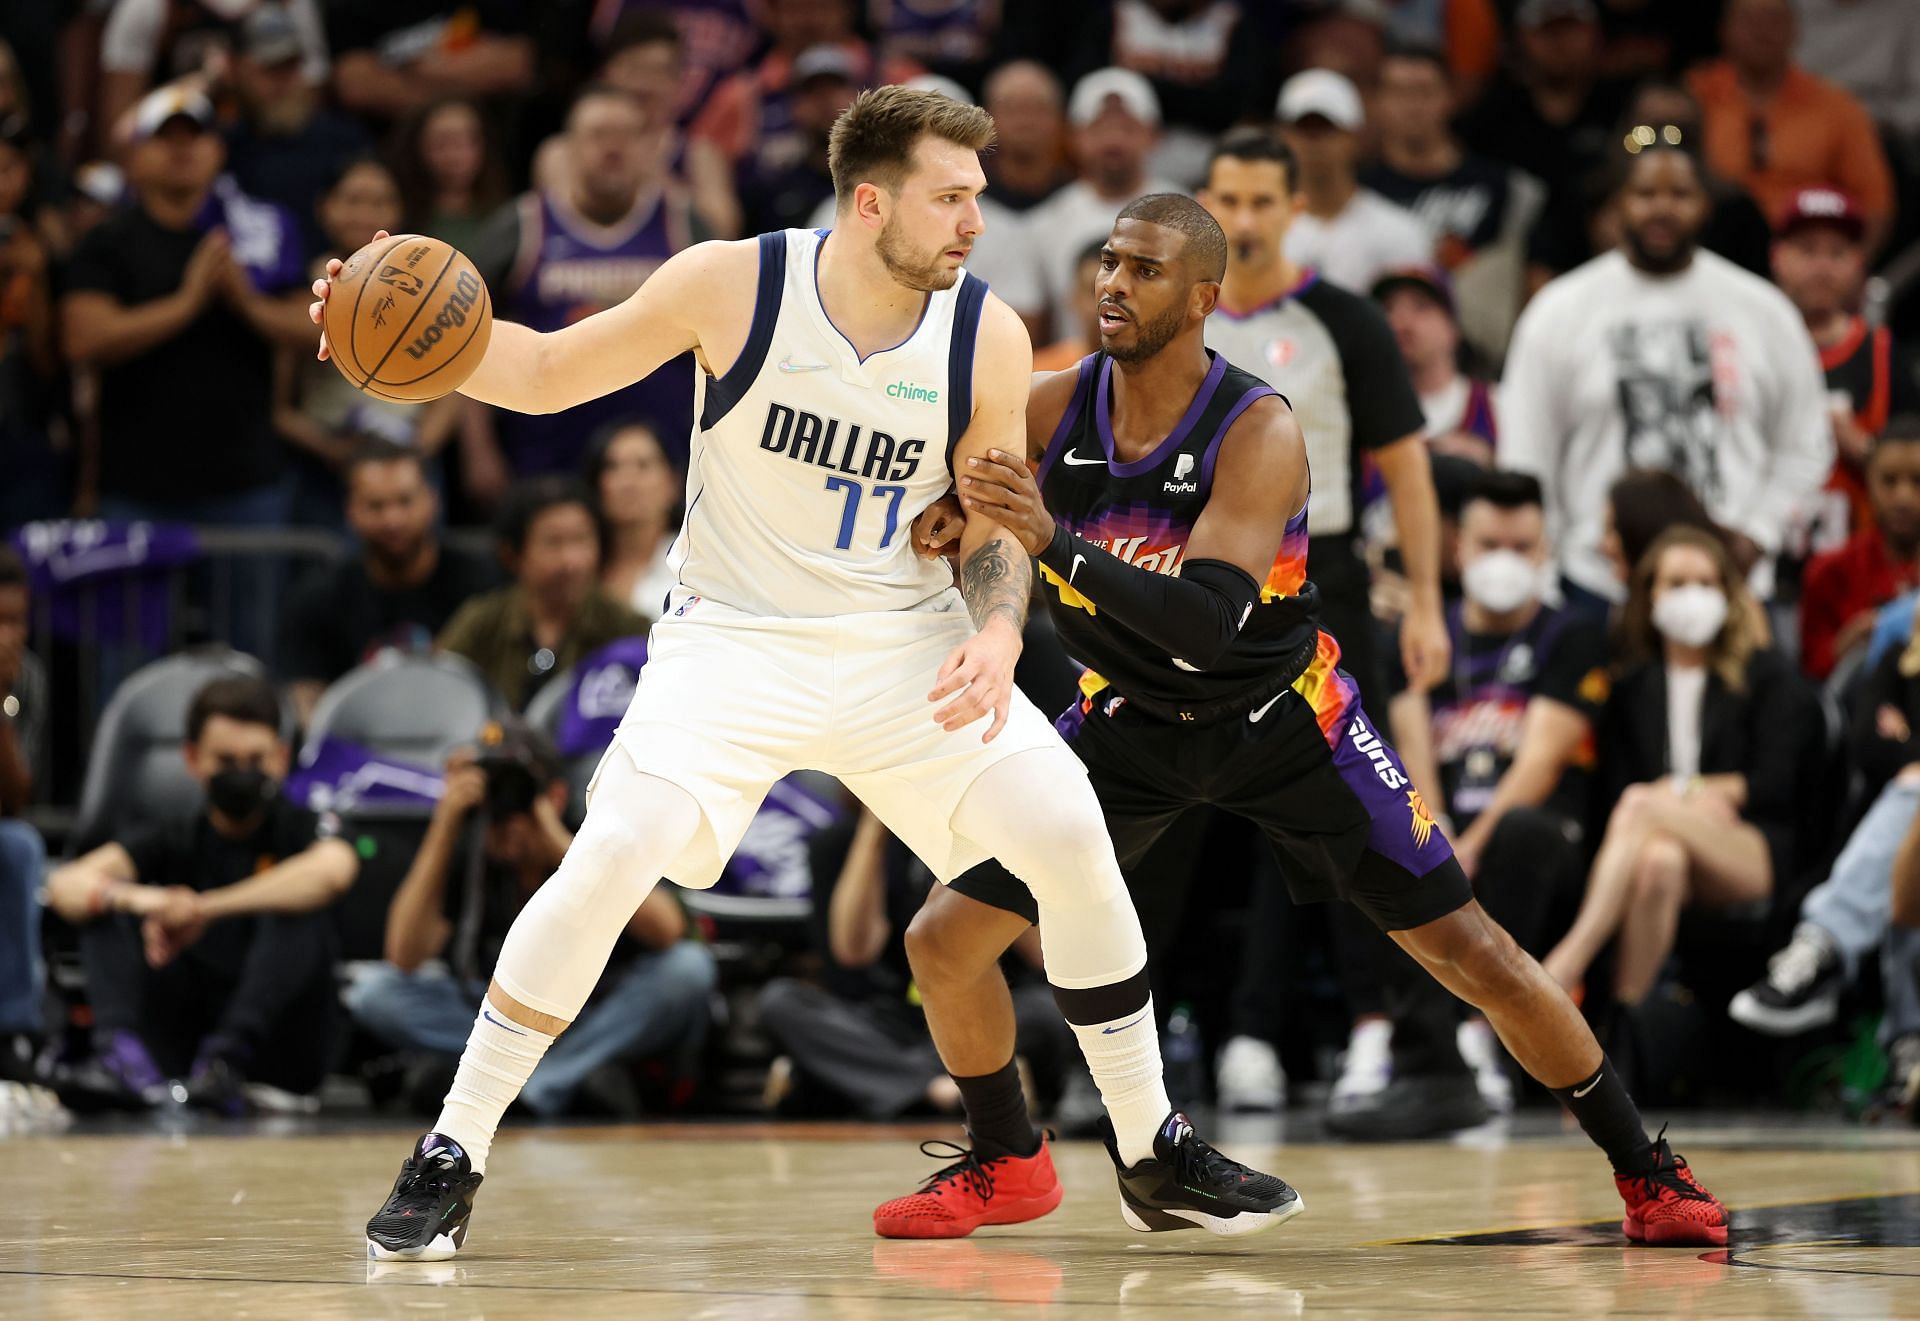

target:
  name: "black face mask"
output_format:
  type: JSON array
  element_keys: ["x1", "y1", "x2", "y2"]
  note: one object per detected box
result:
[{"x1": 207, "y1": 767, "x2": 276, "y2": 821}]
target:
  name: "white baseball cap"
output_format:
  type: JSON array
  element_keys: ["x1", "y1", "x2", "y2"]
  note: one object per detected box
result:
[
  {"x1": 1276, "y1": 68, "x2": 1365, "y2": 131},
  {"x1": 1068, "y1": 68, "x2": 1161, "y2": 129},
  {"x1": 131, "y1": 85, "x2": 217, "y2": 141}
]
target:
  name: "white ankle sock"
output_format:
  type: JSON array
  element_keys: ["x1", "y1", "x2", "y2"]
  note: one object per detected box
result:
[
  {"x1": 1069, "y1": 994, "x2": 1171, "y2": 1166},
  {"x1": 432, "y1": 1001, "x2": 556, "y2": 1174}
]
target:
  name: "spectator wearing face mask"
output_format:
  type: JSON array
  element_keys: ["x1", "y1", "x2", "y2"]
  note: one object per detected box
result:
[
  {"x1": 1543, "y1": 527, "x2": 1819, "y2": 1005},
  {"x1": 42, "y1": 675, "x2": 358, "y2": 1114}
]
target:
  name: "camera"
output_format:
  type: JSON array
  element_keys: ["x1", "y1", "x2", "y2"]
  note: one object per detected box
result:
[{"x1": 470, "y1": 720, "x2": 554, "y2": 818}]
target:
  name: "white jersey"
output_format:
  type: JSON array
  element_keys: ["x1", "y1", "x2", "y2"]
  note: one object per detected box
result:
[{"x1": 666, "y1": 228, "x2": 989, "y2": 619}]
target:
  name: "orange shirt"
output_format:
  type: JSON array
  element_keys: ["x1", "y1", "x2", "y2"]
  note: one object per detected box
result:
[
  {"x1": 1033, "y1": 337, "x2": 1090, "y2": 375},
  {"x1": 1687, "y1": 62, "x2": 1893, "y2": 227}
]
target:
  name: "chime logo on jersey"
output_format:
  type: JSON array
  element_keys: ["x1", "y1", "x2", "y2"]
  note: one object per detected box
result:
[
  {"x1": 1348, "y1": 713, "x2": 1408, "y2": 790},
  {"x1": 1164, "y1": 452, "x2": 1198, "y2": 494},
  {"x1": 1407, "y1": 788, "x2": 1437, "y2": 848},
  {"x1": 757, "y1": 400, "x2": 926, "y2": 482}
]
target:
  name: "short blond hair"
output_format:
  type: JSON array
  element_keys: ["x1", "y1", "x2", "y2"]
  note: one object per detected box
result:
[{"x1": 826, "y1": 85, "x2": 995, "y2": 206}]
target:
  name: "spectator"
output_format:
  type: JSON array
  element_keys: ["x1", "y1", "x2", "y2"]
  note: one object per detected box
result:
[
  {"x1": 327, "y1": 0, "x2": 535, "y2": 124},
  {"x1": 1543, "y1": 527, "x2": 1816, "y2": 1003},
  {"x1": 275, "y1": 156, "x2": 463, "y2": 527},
  {"x1": 691, "y1": 0, "x2": 919, "y2": 185},
  {"x1": 587, "y1": 421, "x2": 681, "y2": 620},
  {"x1": 1793, "y1": 0, "x2": 1920, "y2": 137},
  {"x1": 1687, "y1": 0, "x2": 1896, "y2": 252},
  {"x1": 97, "y1": 0, "x2": 330, "y2": 152},
  {"x1": 1029, "y1": 68, "x2": 1179, "y2": 341},
  {"x1": 1457, "y1": 0, "x2": 1633, "y2": 226},
  {"x1": 0, "y1": 117, "x2": 61, "y2": 532},
  {"x1": 0, "y1": 548, "x2": 47, "y2": 1090},
  {"x1": 583, "y1": 0, "x2": 760, "y2": 131},
  {"x1": 43, "y1": 674, "x2": 359, "y2": 1113},
  {"x1": 1374, "y1": 0, "x2": 1501, "y2": 98},
  {"x1": 1275, "y1": 69, "x2": 1433, "y2": 295},
  {"x1": 277, "y1": 441, "x2": 497, "y2": 726},
  {"x1": 220, "y1": 3, "x2": 370, "y2": 260},
  {"x1": 1032, "y1": 238, "x2": 1104, "y2": 373},
  {"x1": 1772, "y1": 188, "x2": 1920, "y2": 552},
  {"x1": 346, "y1": 724, "x2": 715, "y2": 1118},
  {"x1": 959, "y1": 60, "x2": 1071, "y2": 338},
  {"x1": 1361, "y1": 43, "x2": 1545, "y2": 360},
  {"x1": 740, "y1": 45, "x2": 857, "y2": 233},
  {"x1": 467, "y1": 85, "x2": 697, "y2": 496},
  {"x1": 869, "y1": 0, "x2": 1001, "y2": 87},
  {"x1": 1499, "y1": 140, "x2": 1832, "y2": 613},
  {"x1": 1800, "y1": 426, "x2": 1920, "y2": 682},
  {"x1": 1731, "y1": 607, "x2": 1920, "y2": 1084},
  {"x1": 392, "y1": 98, "x2": 512, "y2": 259},
  {"x1": 757, "y1": 808, "x2": 1075, "y2": 1120},
  {"x1": 437, "y1": 476, "x2": 648, "y2": 711},
  {"x1": 1601, "y1": 468, "x2": 1728, "y2": 591},
  {"x1": 1371, "y1": 266, "x2": 1497, "y2": 465}
]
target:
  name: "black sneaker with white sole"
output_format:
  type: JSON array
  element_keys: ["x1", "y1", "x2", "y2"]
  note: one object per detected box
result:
[
  {"x1": 1728, "y1": 924, "x2": 1843, "y2": 1037},
  {"x1": 366, "y1": 1133, "x2": 484, "y2": 1261},
  {"x1": 1099, "y1": 1111, "x2": 1303, "y2": 1237},
  {"x1": 1323, "y1": 1073, "x2": 1489, "y2": 1141}
]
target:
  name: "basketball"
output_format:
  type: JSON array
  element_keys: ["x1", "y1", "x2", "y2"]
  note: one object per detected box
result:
[{"x1": 323, "y1": 233, "x2": 493, "y2": 403}]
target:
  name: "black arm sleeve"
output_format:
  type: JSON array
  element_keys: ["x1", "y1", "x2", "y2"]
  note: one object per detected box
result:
[{"x1": 1036, "y1": 525, "x2": 1259, "y2": 670}]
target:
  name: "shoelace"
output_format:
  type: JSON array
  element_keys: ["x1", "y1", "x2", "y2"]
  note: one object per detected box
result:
[
  {"x1": 393, "y1": 1157, "x2": 455, "y2": 1204},
  {"x1": 1768, "y1": 936, "x2": 1829, "y2": 996},
  {"x1": 1169, "y1": 1131, "x2": 1244, "y2": 1190},
  {"x1": 1636, "y1": 1127, "x2": 1714, "y2": 1204},
  {"x1": 914, "y1": 1140, "x2": 994, "y2": 1202}
]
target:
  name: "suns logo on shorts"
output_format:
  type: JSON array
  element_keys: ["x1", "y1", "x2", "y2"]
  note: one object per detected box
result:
[{"x1": 1407, "y1": 789, "x2": 1437, "y2": 849}]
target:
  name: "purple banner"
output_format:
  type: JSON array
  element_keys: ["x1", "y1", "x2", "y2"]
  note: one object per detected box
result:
[
  {"x1": 11, "y1": 520, "x2": 200, "y2": 649},
  {"x1": 288, "y1": 735, "x2": 446, "y2": 814}
]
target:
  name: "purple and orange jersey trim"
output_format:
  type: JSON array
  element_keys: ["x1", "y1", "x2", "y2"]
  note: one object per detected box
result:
[{"x1": 1289, "y1": 629, "x2": 1359, "y2": 747}]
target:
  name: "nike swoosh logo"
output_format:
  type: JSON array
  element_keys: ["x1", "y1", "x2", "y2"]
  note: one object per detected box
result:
[
  {"x1": 1102, "y1": 1010, "x2": 1150, "y2": 1035},
  {"x1": 777, "y1": 356, "x2": 829, "y2": 373},
  {"x1": 1572, "y1": 1076, "x2": 1601, "y2": 1098},
  {"x1": 1060, "y1": 451, "x2": 1106, "y2": 466},
  {"x1": 1069, "y1": 554, "x2": 1086, "y2": 584},
  {"x1": 1248, "y1": 690, "x2": 1286, "y2": 723},
  {"x1": 482, "y1": 1008, "x2": 528, "y2": 1036}
]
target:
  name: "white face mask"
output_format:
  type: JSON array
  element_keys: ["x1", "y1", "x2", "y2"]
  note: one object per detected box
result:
[
  {"x1": 1651, "y1": 582, "x2": 1729, "y2": 648},
  {"x1": 1461, "y1": 548, "x2": 1542, "y2": 614}
]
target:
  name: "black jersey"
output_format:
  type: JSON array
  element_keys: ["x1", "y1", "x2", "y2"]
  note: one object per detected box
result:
[{"x1": 1033, "y1": 350, "x2": 1322, "y2": 720}]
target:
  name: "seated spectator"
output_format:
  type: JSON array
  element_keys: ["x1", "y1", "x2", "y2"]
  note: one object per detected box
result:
[
  {"x1": 1600, "y1": 468, "x2": 1726, "y2": 590},
  {"x1": 1029, "y1": 69, "x2": 1179, "y2": 341},
  {"x1": 392, "y1": 98, "x2": 511, "y2": 259},
  {"x1": 1800, "y1": 424, "x2": 1920, "y2": 682},
  {"x1": 1371, "y1": 266, "x2": 1496, "y2": 465},
  {"x1": 1374, "y1": 0, "x2": 1501, "y2": 98},
  {"x1": 1500, "y1": 138, "x2": 1831, "y2": 615},
  {"x1": 1731, "y1": 610, "x2": 1920, "y2": 1082},
  {"x1": 1361, "y1": 43, "x2": 1545, "y2": 360},
  {"x1": 741, "y1": 45, "x2": 857, "y2": 234},
  {"x1": 1543, "y1": 527, "x2": 1816, "y2": 1004},
  {"x1": 1772, "y1": 189, "x2": 1920, "y2": 553},
  {"x1": 221, "y1": 3, "x2": 370, "y2": 260},
  {"x1": 0, "y1": 547, "x2": 48, "y2": 1092},
  {"x1": 277, "y1": 441, "x2": 497, "y2": 726},
  {"x1": 0, "y1": 115, "x2": 60, "y2": 533},
  {"x1": 962, "y1": 61, "x2": 1072, "y2": 339},
  {"x1": 467, "y1": 84, "x2": 696, "y2": 494},
  {"x1": 1275, "y1": 69, "x2": 1432, "y2": 295},
  {"x1": 327, "y1": 0, "x2": 535, "y2": 126},
  {"x1": 438, "y1": 477, "x2": 648, "y2": 712},
  {"x1": 275, "y1": 157, "x2": 462, "y2": 527},
  {"x1": 1032, "y1": 238, "x2": 1103, "y2": 373},
  {"x1": 42, "y1": 675, "x2": 359, "y2": 1113},
  {"x1": 587, "y1": 421, "x2": 681, "y2": 620},
  {"x1": 1687, "y1": 0, "x2": 1895, "y2": 252},
  {"x1": 582, "y1": 0, "x2": 759, "y2": 133},
  {"x1": 757, "y1": 807, "x2": 1077, "y2": 1121},
  {"x1": 346, "y1": 724, "x2": 715, "y2": 1118}
]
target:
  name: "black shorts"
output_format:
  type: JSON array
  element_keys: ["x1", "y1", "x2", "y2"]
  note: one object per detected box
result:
[{"x1": 949, "y1": 642, "x2": 1472, "y2": 933}]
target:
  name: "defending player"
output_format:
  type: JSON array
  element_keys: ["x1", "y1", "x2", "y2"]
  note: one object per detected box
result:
[
  {"x1": 313, "y1": 88, "x2": 1299, "y2": 1262},
  {"x1": 877, "y1": 195, "x2": 1730, "y2": 1247}
]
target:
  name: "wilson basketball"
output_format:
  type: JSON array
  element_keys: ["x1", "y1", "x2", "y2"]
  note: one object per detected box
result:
[{"x1": 324, "y1": 233, "x2": 493, "y2": 403}]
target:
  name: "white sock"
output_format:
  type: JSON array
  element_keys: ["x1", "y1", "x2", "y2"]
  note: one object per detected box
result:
[
  {"x1": 1069, "y1": 993, "x2": 1171, "y2": 1167},
  {"x1": 432, "y1": 1000, "x2": 556, "y2": 1175}
]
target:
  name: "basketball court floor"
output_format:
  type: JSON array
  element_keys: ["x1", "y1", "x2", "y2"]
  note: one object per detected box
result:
[{"x1": 4, "y1": 1112, "x2": 1918, "y2": 1319}]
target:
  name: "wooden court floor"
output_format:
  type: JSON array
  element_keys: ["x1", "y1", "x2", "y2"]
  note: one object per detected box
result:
[{"x1": 4, "y1": 1115, "x2": 1919, "y2": 1319}]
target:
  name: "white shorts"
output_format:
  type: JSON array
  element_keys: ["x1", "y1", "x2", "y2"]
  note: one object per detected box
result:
[{"x1": 587, "y1": 589, "x2": 1078, "y2": 886}]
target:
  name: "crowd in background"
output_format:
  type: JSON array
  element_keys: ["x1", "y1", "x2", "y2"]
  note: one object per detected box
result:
[{"x1": 4, "y1": 0, "x2": 1920, "y2": 1133}]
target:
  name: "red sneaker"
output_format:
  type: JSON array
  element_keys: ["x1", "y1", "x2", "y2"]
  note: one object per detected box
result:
[
  {"x1": 873, "y1": 1137, "x2": 1064, "y2": 1239},
  {"x1": 1615, "y1": 1132, "x2": 1729, "y2": 1246}
]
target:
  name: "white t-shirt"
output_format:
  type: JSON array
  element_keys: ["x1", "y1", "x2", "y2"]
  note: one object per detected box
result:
[
  {"x1": 626, "y1": 548, "x2": 678, "y2": 621},
  {"x1": 1282, "y1": 189, "x2": 1434, "y2": 294},
  {"x1": 1420, "y1": 377, "x2": 1471, "y2": 437},
  {"x1": 1029, "y1": 176, "x2": 1181, "y2": 340},
  {"x1": 1666, "y1": 663, "x2": 1708, "y2": 781},
  {"x1": 1498, "y1": 249, "x2": 1832, "y2": 600}
]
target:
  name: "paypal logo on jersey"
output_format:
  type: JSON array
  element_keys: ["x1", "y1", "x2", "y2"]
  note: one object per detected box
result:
[
  {"x1": 885, "y1": 380, "x2": 940, "y2": 404},
  {"x1": 1163, "y1": 451, "x2": 1198, "y2": 495},
  {"x1": 759, "y1": 400, "x2": 926, "y2": 481}
]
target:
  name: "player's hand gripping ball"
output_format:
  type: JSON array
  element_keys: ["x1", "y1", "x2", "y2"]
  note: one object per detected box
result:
[{"x1": 315, "y1": 232, "x2": 492, "y2": 402}]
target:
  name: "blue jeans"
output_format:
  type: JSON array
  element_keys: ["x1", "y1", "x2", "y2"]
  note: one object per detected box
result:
[
  {"x1": 1800, "y1": 778, "x2": 1920, "y2": 1043},
  {"x1": 0, "y1": 819, "x2": 45, "y2": 1035},
  {"x1": 345, "y1": 943, "x2": 718, "y2": 1116}
]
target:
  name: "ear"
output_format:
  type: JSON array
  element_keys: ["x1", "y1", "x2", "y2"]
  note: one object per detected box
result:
[
  {"x1": 852, "y1": 180, "x2": 888, "y2": 233},
  {"x1": 182, "y1": 741, "x2": 203, "y2": 778},
  {"x1": 1192, "y1": 279, "x2": 1220, "y2": 319}
]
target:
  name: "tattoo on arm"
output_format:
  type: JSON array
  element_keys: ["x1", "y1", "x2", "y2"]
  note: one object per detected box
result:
[{"x1": 961, "y1": 534, "x2": 1028, "y2": 632}]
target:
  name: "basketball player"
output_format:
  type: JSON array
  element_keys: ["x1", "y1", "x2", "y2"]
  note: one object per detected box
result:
[
  {"x1": 877, "y1": 195, "x2": 1730, "y2": 1247},
  {"x1": 311, "y1": 88, "x2": 1298, "y2": 1262}
]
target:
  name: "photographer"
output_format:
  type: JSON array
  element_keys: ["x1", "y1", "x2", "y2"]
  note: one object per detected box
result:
[
  {"x1": 345, "y1": 721, "x2": 715, "y2": 1118},
  {"x1": 43, "y1": 674, "x2": 358, "y2": 1114}
]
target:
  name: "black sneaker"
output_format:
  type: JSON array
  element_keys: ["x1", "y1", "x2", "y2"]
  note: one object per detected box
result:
[
  {"x1": 366, "y1": 1133, "x2": 485, "y2": 1261},
  {"x1": 1324, "y1": 1073, "x2": 1489, "y2": 1141},
  {"x1": 1728, "y1": 924, "x2": 1843, "y2": 1037},
  {"x1": 182, "y1": 1053, "x2": 251, "y2": 1117},
  {"x1": 1099, "y1": 1111, "x2": 1304, "y2": 1236}
]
